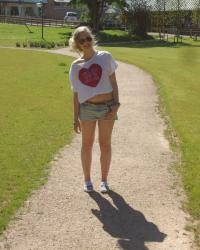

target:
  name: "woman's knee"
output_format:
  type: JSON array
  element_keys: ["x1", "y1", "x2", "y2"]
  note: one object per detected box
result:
[
  {"x1": 82, "y1": 140, "x2": 94, "y2": 150},
  {"x1": 98, "y1": 139, "x2": 111, "y2": 150}
]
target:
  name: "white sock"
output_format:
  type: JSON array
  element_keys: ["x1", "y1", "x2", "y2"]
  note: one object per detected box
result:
[
  {"x1": 85, "y1": 180, "x2": 92, "y2": 185},
  {"x1": 101, "y1": 181, "x2": 107, "y2": 184}
]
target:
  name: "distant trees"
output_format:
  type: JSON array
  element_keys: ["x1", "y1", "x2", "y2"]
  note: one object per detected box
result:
[
  {"x1": 192, "y1": 0, "x2": 200, "y2": 27},
  {"x1": 68, "y1": 0, "x2": 200, "y2": 37},
  {"x1": 125, "y1": 0, "x2": 151, "y2": 37},
  {"x1": 69, "y1": 0, "x2": 126, "y2": 33},
  {"x1": 69, "y1": 0, "x2": 151, "y2": 37}
]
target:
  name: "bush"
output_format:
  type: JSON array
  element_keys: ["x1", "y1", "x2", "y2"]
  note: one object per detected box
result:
[
  {"x1": 27, "y1": 40, "x2": 51, "y2": 48},
  {"x1": 16, "y1": 42, "x2": 20, "y2": 47},
  {"x1": 29, "y1": 41, "x2": 34, "y2": 47},
  {"x1": 26, "y1": 39, "x2": 68, "y2": 49},
  {"x1": 96, "y1": 31, "x2": 132, "y2": 43},
  {"x1": 23, "y1": 42, "x2": 27, "y2": 47},
  {"x1": 50, "y1": 41, "x2": 55, "y2": 48},
  {"x1": 56, "y1": 41, "x2": 65, "y2": 47},
  {"x1": 34, "y1": 41, "x2": 41, "y2": 47},
  {"x1": 45, "y1": 42, "x2": 52, "y2": 49},
  {"x1": 40, "y1": 40, "x2": 46, "y2": 48}
]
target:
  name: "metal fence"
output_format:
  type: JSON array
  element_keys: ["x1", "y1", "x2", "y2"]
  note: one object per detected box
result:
[
  {"x1": 148, "y1": 0, "x2": 200, "y2": 40},
  {"x1": 0, "y1": 15, "x2": 80, "y2": 28}
]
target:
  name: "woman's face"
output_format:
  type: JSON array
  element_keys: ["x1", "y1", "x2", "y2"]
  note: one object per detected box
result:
[{"x1": 76, "y1": 31, "x2": 93, "y2": 51}]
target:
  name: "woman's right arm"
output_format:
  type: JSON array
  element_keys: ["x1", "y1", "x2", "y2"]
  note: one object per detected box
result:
[
  {"x1": 69, "y1": 63, "x2": 81, "y2": 133},
  {"x1": 73, "y1": 92, "x2": 80, "y2": 122}
]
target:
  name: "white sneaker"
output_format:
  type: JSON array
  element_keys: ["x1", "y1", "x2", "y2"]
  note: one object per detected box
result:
[
  {"x1": 100, "y1": 181, "x2": 110, "y2": 193},
  {"x1": 84, "y1": 181, "x2": 94, "y2": 192}
]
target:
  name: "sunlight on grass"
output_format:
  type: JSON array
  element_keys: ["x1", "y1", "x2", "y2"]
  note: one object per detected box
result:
[
  {"x1": 100, "y1": 38, "x2": 200, "y2": 220},
  {"x1": 100, "y1": 39, "x2": 200, "y2": 246},
  {"x1": 0, "y1": 48, "x2": 74, "y2": 234}
]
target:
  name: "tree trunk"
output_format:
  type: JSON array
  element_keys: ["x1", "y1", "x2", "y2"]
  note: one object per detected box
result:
[
  {"x1": 127, "y1": 1, "x2": 150, "y2": 38},
  {"x1": 88, "y1": 0, "x2": 105, "y2": 33}
]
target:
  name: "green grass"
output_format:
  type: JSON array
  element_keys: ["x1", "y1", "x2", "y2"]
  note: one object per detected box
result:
[
  {"x1": 0, "y1": 23, "x2": 73, "y2": 46},
  {"x1": 0, "y1": 48, "x2": 74, "y2": 234},
  {"x1": 96, "y1": 29, "x2": 134, "y2": 42},
  {"x1": 100, "y1": 37, "x2": 200, "y2": 247},
  {"x1": 0, "y1": 25, "x2": 200, "y2": 246},
  {"x1": 0, "y1": 23, "x2": 135, "y2": 47}
]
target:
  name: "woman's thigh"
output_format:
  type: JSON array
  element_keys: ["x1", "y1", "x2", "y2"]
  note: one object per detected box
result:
[
  {"x1": 80, "y1": 120, "x2": 97, "y2": 147},
  {"x1": 98, "y1": 119, "x2": 115, "y2": 146}
]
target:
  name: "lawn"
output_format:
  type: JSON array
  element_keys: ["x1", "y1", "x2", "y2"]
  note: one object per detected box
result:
[
  {"x1": 0, "y1": 23, "x2": 133, "y2": 47},
  {"x1": 0, "y1": 27, "x2": 199, "y2": 246},
  {"x1": 100, "y1": 37, "x2": 200, "y2": 246},
  {"x1": 0, "y1": 23, "x2": 73, "y2": 46},
  {"x1": 0, "y1": 48, "x2": 75, "y2": 234}
]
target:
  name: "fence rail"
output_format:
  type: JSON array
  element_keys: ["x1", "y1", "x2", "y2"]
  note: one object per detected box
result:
[
  {"x1": 0, "y1": 15, "x2": 80, "y2": 27},
  {"x1": 150, "y1": 26, "x2": 200, "y2": 37}
]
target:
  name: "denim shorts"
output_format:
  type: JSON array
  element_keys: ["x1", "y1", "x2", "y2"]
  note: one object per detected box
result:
[{"x1": 79, "y1": 98, "x2": 118, "y2": 121}]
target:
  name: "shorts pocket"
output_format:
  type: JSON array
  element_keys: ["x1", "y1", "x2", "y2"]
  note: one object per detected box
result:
[{"x1": 79, "y1": 104, "x2": 97, "y2": 120}]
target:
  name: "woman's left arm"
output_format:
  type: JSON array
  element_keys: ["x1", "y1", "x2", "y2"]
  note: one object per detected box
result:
[
  {"x1": 109, "y1": 72, "x2": 119, "y2": 104},
  {"x1": 104, "y1": 72, "x2": 120, "y2": 118}
]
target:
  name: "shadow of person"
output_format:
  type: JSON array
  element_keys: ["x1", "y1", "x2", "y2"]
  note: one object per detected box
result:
[{"x1": 88, "y1": 189, "x2": 167, "y2": 250}]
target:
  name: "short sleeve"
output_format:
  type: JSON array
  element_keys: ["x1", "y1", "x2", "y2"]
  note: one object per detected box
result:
[
  {"x1": 69, "y1": 64, "x2": 78, "y2": 92},
  {"x1": 107, "y1": 52, "x2": 118, "y2": 76}
]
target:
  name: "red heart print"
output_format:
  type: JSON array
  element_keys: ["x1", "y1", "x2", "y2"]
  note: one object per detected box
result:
[{"x1": 78, "y1": 64, "x2": 102, "y2": 87}]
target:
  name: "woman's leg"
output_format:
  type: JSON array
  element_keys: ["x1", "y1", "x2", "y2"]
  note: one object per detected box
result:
[
  {"x1": 80, "y1": 120, "x2": 97, "y2": 182},
  {"x1": 98, "y1": 119, "x2": 115, "y2": 182}
]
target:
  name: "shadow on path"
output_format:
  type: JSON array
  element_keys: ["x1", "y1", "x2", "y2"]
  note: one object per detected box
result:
[
  {"x1": 88, "y1": 190, "x2": 167, "y2": 250},
  {"x1": 100, "y1": 39, "x2": 200, "y2": 49}
]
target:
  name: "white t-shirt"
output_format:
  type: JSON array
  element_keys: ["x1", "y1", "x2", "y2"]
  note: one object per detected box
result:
[{"x1": 68, "y1": 50, "x2": 118, "y2": 104}]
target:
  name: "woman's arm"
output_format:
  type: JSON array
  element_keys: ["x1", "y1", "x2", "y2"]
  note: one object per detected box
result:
[
  {"x1": 73, "y1": 92, "x2": 80, "y2": 122},
  {"x1": 72, "y1": 92, "x2": 81, "y2": 134},
  {"x1": 109, "y1": 72, "x2": 119, "y2": 103},
  {"x1": 104, "y1": 72, "x2": 120, "y2": 118}
]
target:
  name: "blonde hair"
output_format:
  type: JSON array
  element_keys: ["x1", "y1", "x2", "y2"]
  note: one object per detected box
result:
[{"x1": 68, "y1": 26, "x2": 98, "y2": 55}]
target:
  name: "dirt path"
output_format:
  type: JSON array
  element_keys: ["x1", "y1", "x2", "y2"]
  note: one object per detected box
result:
[{"x1": 0, "y1": 47, "x2": 196, "y2": 250}]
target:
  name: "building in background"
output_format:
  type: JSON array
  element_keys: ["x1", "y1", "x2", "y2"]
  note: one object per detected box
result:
[{"x1": 0, "y1": 0, "x2": 79, "y2": 19}]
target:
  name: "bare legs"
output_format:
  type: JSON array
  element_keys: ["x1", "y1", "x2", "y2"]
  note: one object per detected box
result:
[
  {"x1": 80, "y1": 119, "x2": 115, "y2": 183},
  {"x1": 80, "y1": 120, "x2": 96, "y2": 182},
  {"x1": 98, "y1": 119, "x2": 115, "y2": 182}
]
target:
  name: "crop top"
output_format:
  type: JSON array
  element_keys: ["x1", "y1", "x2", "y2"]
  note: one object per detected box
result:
[{"x1": 68, "y1": 50, "x2": 118, "y2": 104}]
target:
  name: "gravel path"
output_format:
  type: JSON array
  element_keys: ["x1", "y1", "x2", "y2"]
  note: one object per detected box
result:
[{"x1": 0, "y1": 46, "x2": 196, "y2": 250}]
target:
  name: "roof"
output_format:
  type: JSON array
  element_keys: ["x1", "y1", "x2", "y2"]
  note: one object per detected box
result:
[{"x1": 0, "y1": 0, "x2": 48, "y2": 3}]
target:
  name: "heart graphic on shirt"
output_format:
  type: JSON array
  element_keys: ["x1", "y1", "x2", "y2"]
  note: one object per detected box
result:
[{"x1": 78, "y1": 63, "x2": 102, "y2": 87}]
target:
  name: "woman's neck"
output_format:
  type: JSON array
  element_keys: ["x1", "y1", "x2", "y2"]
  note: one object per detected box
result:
[{"x1": 82, "y1": 49, "x2": 96, "y2": 61}]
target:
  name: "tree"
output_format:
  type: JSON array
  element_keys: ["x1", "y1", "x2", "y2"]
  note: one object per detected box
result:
[
  {"x1": 192, "y1": 0, "x2": 200, "y2": 28},
  {"x1": 125, "y1": 0, "x2": 151, "y2": 37},
  {"x1": 69, "y1": 0, "x2": 126, "y2": 33}
]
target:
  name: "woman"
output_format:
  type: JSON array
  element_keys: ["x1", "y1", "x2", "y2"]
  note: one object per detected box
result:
[{"x1": 68, "y1": 26, "x2": 120, "y2": 193}]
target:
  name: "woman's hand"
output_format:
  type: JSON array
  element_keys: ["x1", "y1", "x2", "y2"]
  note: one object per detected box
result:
[
  {"x1": 105, "y1": 104, "x2": 120, "y2": 118},
  {"x1": 73, "y1": 120, "x2": 81, "y2": 134}
]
